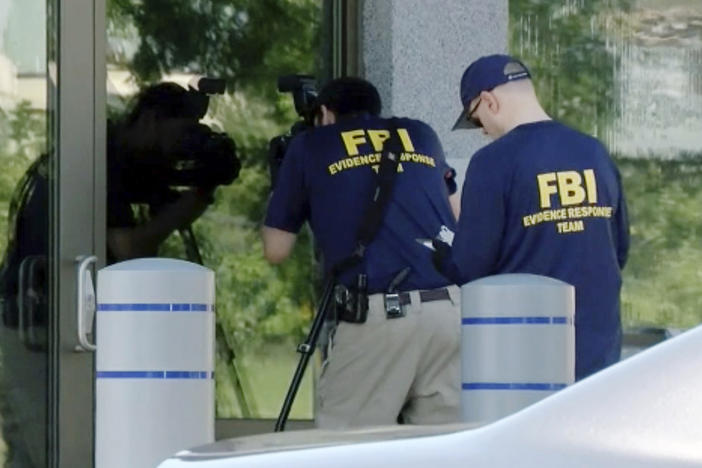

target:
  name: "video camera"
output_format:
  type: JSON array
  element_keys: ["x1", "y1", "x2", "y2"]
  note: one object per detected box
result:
[
  {"x1": 121, "y1": 77, "x2": 241, "y2": 207},
  {"x1": 267, "y1": 74, "x2": 318, "y2": 189}
]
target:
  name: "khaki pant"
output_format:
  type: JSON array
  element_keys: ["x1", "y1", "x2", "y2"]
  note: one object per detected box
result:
[{"x1": 316, "y1": 285, "x2": 461, "y2": 429}]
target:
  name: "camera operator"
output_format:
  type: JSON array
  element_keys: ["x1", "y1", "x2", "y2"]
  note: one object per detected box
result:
[
  {"x1": 107, "y1": 82, "x2": 239, "y2": 263},
  {"x1": 0, "y1": 80, "x2": 238, "y2": 466},
  {"x1": 262, "y1": 77, "x2": 461, "y2": 429}
]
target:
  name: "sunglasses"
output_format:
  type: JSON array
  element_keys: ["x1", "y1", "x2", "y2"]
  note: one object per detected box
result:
[{"x1": 466, "y1": 98, "x2": 483, "y2": 128}]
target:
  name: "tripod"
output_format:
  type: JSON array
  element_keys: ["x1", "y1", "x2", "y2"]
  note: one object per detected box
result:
[
  {"x1": 179, "y1": 225, "x2": 256, "y2": 418},
  {"x1": 273, "y1": 122, "x2": 403, "y2": 432},
  {"x1": 274, "y1": 274, "x2": 336, "y2": 432}
]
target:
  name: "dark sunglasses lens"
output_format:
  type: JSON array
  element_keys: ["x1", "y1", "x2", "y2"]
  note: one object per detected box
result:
[
  {"x1": 466, "y1": 112, "x2": 482, "y2": 128},
  {"x1": 466, "y1": 99, "x2": 482, "y2": 128}
]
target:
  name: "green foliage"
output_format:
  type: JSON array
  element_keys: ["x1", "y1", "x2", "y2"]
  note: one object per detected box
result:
[
  {"x1": 616, "y1": 156, "x2": 702, "y2": 329},
  {"x1": 215, "y1": 343, "x2": 315, "y2": 419},
  {"x1": 108, "y1": 0, "x2": 322, "y2": 100},
  {"x1": 106, "y1": 0, "x2": 323, "y2": 417},
  {"x1": 509, "y1": 0, "x2": 632, "y2": 136},
  {"x1": 0, "y1": 102, "x2": 46, "y2": 255},
  {"x1": 0, "y1": 102, "x2": 46, "y2": 197}
]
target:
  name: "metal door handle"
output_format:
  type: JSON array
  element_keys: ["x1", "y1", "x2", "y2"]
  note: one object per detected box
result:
[{"x1": 76, "y1": 255, "x2": 97, "y2": 352}]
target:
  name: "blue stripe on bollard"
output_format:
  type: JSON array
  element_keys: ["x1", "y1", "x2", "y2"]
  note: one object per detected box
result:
[
  {"x1": 166, "y1": 371, "x2": 206, "y2": 379},
  {"x1": 462, "y1": 316, "x2": 571, "y2": 325},
  {"x1": 96, "y1": 370, "x2": 213, "y2": 379},
  {"x1": 96, "y1": 371, "x2": 165, "y2": 379},
  {"x1": 97, "y1": 303, "x2": 170, "y2": 311},
  {"x1": 525, "y1": 317, "x2": 550, "y2": 324},
  {"x1": 97, "y1": 303, "x2": 211, "y2": 312},
  {"x1": 462, "y1": 382, "x2": 567, "y2": 391}
]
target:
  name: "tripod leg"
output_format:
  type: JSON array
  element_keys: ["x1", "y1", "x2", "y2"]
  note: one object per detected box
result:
[
  {"x1": 275, "y1": 276, "x2": 335, "y2": 432},
  {"x1": 179, "y1": 226, "x2": 204, "y2": 265},
  {"x1": 216, "y1": 322, "x2": 257, "y2": 417},
  {"x1": 178, "y1": 226, "x2": 256, "y2": 417}
]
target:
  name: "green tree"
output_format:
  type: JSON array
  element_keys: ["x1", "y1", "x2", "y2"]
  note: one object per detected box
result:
[
  {"x1": 109, "y1": 0, "x2": 322, "y2": 100},
  {"x1": 509, "y1": 0, "x2": 633, "y2": 137},
  {"x1": 616, "y1": 156, "x2": 702, "y2": 328}
]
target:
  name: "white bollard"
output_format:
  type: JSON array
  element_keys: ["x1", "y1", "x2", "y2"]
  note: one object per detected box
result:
[
  {"x1": 95, "y1": 258, "x2": 215, "y2": 468},
  {"x1": 461, "y1": 273, "x2": 575, "y2": 424}
]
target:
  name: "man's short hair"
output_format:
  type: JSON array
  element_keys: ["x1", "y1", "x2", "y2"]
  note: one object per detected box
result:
[{"x1": 315, "y1": 77, "x2": 382, "y2": 117}]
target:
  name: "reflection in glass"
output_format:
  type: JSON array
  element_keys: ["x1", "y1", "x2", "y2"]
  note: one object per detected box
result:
[
  {"x1": 510, "y1": 0, "x2": 702, "y2": 329},
  {"x1": 0, "y1": 0, "x2": 51, "y2": 465},
  {"x1": 106, "y1": 0, "x2": 324, "y2": 420}
]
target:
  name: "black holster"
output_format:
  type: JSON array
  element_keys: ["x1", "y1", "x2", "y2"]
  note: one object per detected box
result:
[{"x1": 333, "y1": 274, "x2": 368, "y2": 323}]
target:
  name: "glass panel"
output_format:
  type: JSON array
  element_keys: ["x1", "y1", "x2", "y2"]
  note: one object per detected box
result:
[
  {"x1": 0, "y1": 0, "x2": 53, "y2": 465},
  {"x1": 509, "y1": 0, "x2": 702, "y2": 330},
  {"x1": 106, "y1": 0, "x2": 325, "y2": 420}
]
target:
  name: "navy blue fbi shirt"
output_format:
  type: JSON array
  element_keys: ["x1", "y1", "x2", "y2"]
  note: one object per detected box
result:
[
  {"x1": 265, "y1": 114, "x2": 457, "y2": 294},
  {"x1": 445, "y1": 120, "x2": 630, "y2": 380}
]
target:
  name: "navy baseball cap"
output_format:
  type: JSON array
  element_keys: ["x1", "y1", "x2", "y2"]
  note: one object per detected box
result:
[{"x1": 452, "y1": 54, "x2": 531, "y2": 130}]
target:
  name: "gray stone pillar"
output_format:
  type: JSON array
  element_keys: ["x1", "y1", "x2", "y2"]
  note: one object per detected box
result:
[{"x1": 360, "y1": 0, "x2": 508, "y2": 189}]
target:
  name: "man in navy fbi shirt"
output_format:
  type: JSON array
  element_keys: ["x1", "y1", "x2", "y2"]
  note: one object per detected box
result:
[
  {"x1": 436, "y1": 54, "x2": 630, "y2": 380},
  {"x1": 262, "y1": 77, "x2": 461, "y2": 428}
]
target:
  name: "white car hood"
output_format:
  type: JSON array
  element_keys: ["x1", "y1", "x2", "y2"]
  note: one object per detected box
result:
[
  {"x1": 159, "y1": 324, "x2": 702, "y2": 468},
  {"x1": 170, "y1": 422, "x2": 476, "y2": 462}
]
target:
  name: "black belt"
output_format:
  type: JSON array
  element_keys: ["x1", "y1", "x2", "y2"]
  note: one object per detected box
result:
[{"x1": 397, "y1": 287, "x2": 451, "y2": 306}]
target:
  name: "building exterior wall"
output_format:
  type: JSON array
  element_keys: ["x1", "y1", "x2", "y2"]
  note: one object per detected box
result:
[{"x1": 360, "y1": 0, "x2": 508, "y2": 188}]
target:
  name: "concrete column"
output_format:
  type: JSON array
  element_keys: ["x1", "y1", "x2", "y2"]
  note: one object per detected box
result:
[{"x1": 360, "y1": 0, "x2": 508, "y2": 188}]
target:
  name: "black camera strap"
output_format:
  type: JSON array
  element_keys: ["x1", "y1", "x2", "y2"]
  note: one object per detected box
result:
[
  {"x1": 332, "y1": 118, "x2": 403, "y2": 275},
  {"x1": 276, "y1": 118, "x2": 404, "y2": 432}
]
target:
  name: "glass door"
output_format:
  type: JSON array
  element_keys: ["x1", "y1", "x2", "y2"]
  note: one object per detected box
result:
[
  {"x1": 105, "y1": 0, "x2": 325, "y2": 436},
  {"x1": 0, "y1": 0, "x2": 104, "y2": 466},
  {"x1": 0, "y1": 0, "x2": 52, "y2": 465}
]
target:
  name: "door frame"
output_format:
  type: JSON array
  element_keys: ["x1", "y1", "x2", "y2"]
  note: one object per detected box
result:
[{"x1": 51, "y1": 0, "x2": 105, "y2": 466}]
